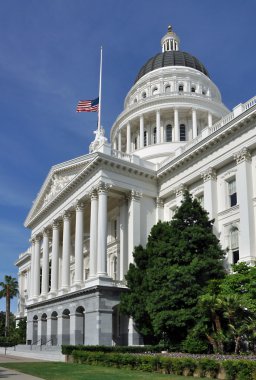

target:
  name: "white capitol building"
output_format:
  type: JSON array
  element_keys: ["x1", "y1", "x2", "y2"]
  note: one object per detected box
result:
[{"x1": 16, "y1": 26, "x2": 256, "y2": 346}]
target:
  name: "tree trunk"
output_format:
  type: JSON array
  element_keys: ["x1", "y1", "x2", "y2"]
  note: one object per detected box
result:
[
  {"x1": 5, "y1": 285, "x2": 10, "y2": 337},
  {"x1": 235, "y1": 336, "x2": 241, "y2": 354}
]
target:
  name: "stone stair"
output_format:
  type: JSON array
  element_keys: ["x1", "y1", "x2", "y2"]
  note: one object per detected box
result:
[{"x1": 0, "y1": 345, "x2": 65, "y2": 362}]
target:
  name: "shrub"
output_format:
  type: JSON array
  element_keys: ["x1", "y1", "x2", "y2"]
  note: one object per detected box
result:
[{"x1": 198, "y1": 359, "x2": 220, "y2": 378}]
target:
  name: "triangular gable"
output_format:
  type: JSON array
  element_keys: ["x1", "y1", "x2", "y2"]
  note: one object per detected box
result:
[{"x1": 25, "y1": 153, "x2": 96, "y2": 226}]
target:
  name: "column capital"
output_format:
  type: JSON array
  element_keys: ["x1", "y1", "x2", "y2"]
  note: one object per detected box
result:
[
  {"x1": 62, "y1": 210, "x2": 72, "y2": 220},
  {"x1": 156, "y1": 197, "x2": 164, "y2": 208},
  {"x1": 89, "y1": 189, "x2": 98, "y2": 200},
  {"x1": 35, "y1": 234, "x2": 42, "y2": 243},
  {"x1": 128, "y1": 189, "x2": 142, "y2": 201},
  {"x1": 201, "y1": 167, "x2": 217, "y2": 182},
  {"x1": 29, "y1": 236, "x2": 36, "y2": 244},
  {"x1": 43, "y1": 228, "x2": 50, "y2": 238},
  {"x1": 52, "y1": 219, "x2": 61, "y2": 230},
  {"x1": 175, "y1": 184, "x2": 187, "y2": 197},
  {"x1": 97, "y1": 181, "x2": 111, "y2": 194},
  {"x1": 75, "y1": 199, "x2": 85, "y2": 211},
  {"x1": 234, "y1": 147, "x2": 251, "y2": 165}
]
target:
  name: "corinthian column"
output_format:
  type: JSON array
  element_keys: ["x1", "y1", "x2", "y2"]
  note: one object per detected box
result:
[
  {"x1": 97, "y1": 182, "x2": 109, "y2": 276},
  {"x1": 61, "y1": 210, "x2": 71, "y2": 292},
  {"x1": 89, "y1": 190, "x2": 98, "y2": 278},
  {"x1": 50, "y1": 220, "x2": 60, "y2": 296},
  {"x1": 74, "y1": 200, "x2": 84, "y2": 288},
  {"x1": 33, "y1": 235, "x2": 41, "y2": 298},
  {"x1": 41, "y1": 228, "x2": 50, "y2": 297},
  {"x1": 29, "y1": 238, "x2": 35, "y2": 299}
]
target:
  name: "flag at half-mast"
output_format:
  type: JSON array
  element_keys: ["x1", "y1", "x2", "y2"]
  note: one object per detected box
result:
[{"x1": 76, "y1": 97, "x2": 99, "y2": 112}]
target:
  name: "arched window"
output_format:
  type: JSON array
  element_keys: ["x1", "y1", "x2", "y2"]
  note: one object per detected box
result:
[
  {"x1": 180, "y1": 124, "x2": 186, "y2": 141},
  {"x1": 230, "y1": 227, "x2": 239, "y2": 264},
  {"x1": 179, "y1": 84, "x2": 184, "y2": 92},
  {"x1": 142, "y1": 91, "x2": 147, "y2": 99},
  {"x1": 165, "y1": 85, "x2": 171, "y2": 93},
  {"x1": 191, "y1": 86, "x2": 196, "y2": 93},
  {"x1": 166, "y1": 124, "x2": 172, "y2": 142},
  {"x1": 153, "y1": 127, "x2": 156, "y2": 144}
]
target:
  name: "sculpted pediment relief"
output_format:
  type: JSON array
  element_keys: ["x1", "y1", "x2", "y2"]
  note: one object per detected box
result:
[
  {"x1": 28, "y1": 156, "x2": 95, "y2": 221},
  {"x1": 42, "y1": 173, "x2": 75, "y2": 206}
]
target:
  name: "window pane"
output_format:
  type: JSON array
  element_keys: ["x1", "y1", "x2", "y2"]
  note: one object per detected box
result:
[
  {"x1": 233, "y1": 250, "x2": 239, "y2": 264},
  {"x1": 166, "y1": 125, "x2": 172, "y2": 142},
  {"x1": 180, "y1": 124, "x2": 186, "y2": 141}
]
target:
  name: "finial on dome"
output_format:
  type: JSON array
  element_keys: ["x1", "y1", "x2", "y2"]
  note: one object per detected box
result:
[{"x1": 161, "y1": 25, "x2": 180, "y2": 52}]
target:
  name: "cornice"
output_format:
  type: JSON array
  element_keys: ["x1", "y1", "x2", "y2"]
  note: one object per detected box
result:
[{"x1": 26, "y1": 284, "x2": 129, "y2": 310}]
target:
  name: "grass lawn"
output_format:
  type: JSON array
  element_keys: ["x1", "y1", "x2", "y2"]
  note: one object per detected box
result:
[{"x1": 0, "y1": 362, "x2": 213, "y2": 380}]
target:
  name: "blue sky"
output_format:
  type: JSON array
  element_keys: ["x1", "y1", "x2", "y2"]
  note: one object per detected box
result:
[{"x1": 0, "y1": 0, "x2": 255, "y2": 313}]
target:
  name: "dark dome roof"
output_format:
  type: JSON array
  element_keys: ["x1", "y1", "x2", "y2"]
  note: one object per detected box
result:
[{"x1": 134, "y1": 50, "x2": 210, "y2": 83}]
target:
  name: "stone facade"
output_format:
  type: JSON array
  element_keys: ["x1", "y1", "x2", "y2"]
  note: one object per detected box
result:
[{"x1": 16, "y1": 26, "x2": 256, "y2": 346}]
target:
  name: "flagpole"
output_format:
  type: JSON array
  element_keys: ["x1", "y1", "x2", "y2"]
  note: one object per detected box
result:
[{"x1": 97, "y1": 46, "x2": 103, "y2": 133}]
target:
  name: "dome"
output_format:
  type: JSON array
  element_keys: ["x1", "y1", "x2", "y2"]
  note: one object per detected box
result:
[{"x1": 134, "y1": 50, "x2": 210, "y2": 83}]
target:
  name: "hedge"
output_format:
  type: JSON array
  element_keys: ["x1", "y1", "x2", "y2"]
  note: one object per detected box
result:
[
  {"x1": 68, "y1": 350, "x2": 256, "y2": 379},
  {"x1": 61, "y1": 344, "x2": 165, "y2": 355}
]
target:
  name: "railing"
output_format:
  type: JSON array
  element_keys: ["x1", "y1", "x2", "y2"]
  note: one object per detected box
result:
[
  {"x1": 31, "y1": 338, "x2": 42, "y2": 350},
  {"x1": 244, "y1": 96, "x2": 256, "y2": 110},
  {"x1": 111, "y1": 149, "x2": 132, "y2": 162}
]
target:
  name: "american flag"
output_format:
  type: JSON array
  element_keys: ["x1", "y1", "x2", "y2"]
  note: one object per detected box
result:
[{"x1": 76, "y1": 97, "x2": 99, "y2": 112}]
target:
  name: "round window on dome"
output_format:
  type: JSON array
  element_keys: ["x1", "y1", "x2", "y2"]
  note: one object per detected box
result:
[
  {"x1": 142, "y1": 91, "x2": 147, "y2": 99},
  {"x1": 152, "y1": 87, "x2": 158, "y2": 95}
]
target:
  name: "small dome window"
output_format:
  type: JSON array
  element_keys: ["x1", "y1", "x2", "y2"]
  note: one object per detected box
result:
[
  {"x1": 134, "y1": 98, "x2": 138, "y2": 103},
  {"x1": 202, "y1": 88, "x2": 206, "y2": 95},
  {"x1": 178, "y1": 84, "x2": 184, "y2": 92},
  {"x1": 191, "y1": 86, "x2": 196, "y2": 93},
  {"x1": 142, "y1": 91, "x2": 147, "y2": 99},
  {"x1": 166, "y1": 124, "x2": 172, "y2": 142},
  {"x1": 180, "y1": 124, "x2": 186, "y2": 141},
  {"x1": 165, "y1": 85, "x2": 171, "y2": 93},
  {"x1": 152, "y1": 87, "x2": 158, "y2": 95}
]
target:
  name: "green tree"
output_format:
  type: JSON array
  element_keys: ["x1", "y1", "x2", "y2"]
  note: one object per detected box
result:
[
  {"x1": 0, "y1": 275, "x2": 18, "y2": 337},
  {"x1": 121, "y1": 191, "x2": 225, "y2": 346}
]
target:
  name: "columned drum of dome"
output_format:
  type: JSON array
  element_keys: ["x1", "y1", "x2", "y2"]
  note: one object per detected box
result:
[{"x1": 111, "y1": 26, "x2": 229, "y2": 164}]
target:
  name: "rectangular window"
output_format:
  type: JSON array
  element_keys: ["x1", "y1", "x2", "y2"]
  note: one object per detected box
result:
[
  {"x1": 233, "y1": 250, "x2": 239, "y2": 264},
  {"x1": 228, "y1": 179, "x2": 237, "y2": 207},
  {"x1": 180, "y1": 124, "x2": 186, "y2": 141}
]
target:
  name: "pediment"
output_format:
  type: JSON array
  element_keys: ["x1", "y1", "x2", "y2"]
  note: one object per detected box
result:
[{"x1": 25, "y1": 154, "x2": 96, "y2": 226}]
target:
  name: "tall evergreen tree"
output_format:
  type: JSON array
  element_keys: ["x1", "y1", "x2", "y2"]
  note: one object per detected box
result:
[{"x1": 121, "y1": 191, "x2": 226, "y2": 345}]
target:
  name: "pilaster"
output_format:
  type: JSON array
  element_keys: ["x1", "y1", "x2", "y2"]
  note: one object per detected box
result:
[
  {"x1": 201, "y1": 167, "x2": 217, "y2": 222},
  {"x1": 233, "y1": 148, "x2": 255, "y2": 263},
  {"x1": 156, "y1": 197, "x2": 164, "y2": 222}
]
